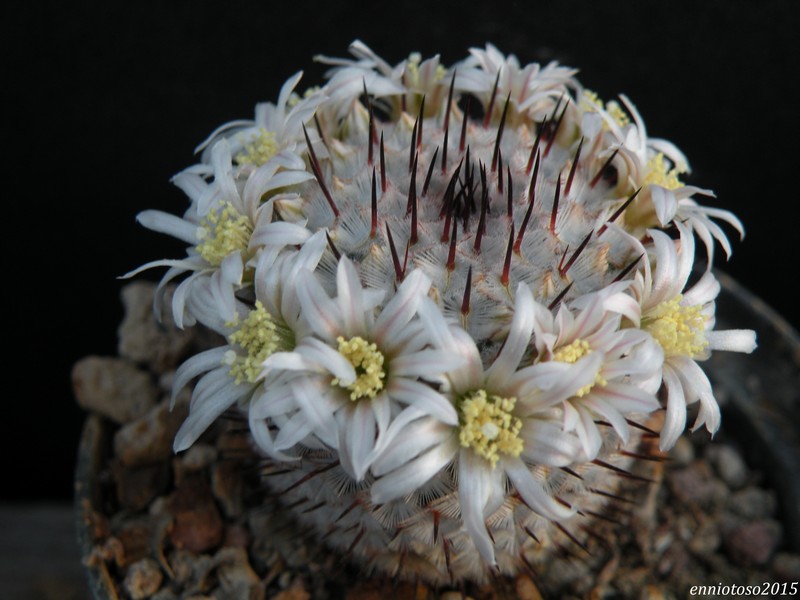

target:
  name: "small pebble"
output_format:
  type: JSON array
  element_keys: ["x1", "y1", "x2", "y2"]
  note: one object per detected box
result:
[
  {"x1": 181, "y1": 444, "x2": 218, "y2": 471},
  {"x1": 112, "y1": 461, "x2": 171, "y2": 512},
  {"x1": 168, "y1": 474, "x2": 224, "y2": 553},
  {"x1": 515, "y1": 574, "x2": 544, "y2": 600},
  {"x1": 113, "y1": 398, "x2": 189, "y2": 468},
  {"x1": 273, "y1": 583, "x2": 310, "y2": 600},
  {"x1": 123, "y1": 558, "x2": 163, "y2": 600},
  {"x1": 723, "y1": 519, "x2": 782, "y2": 567},
  {"x1": 728, "y1": 487, "x2": 777, "y2": 520},
  {"x1": 151, "y1": 589, "x2": 178, "y2": 600},
  {"x1": 707, "y1": 445, "x2": 748, "y2": 489},
  {"x1": 771, "y1": 552, "x2": 800, "y2": 581},
  {"x1": 214, "y1": 547, "x2": 263, "y2": 600},
  {"x1": 73, "y1": 356, "x2": 157, "y2": 424},
  {"x1": 668, "y1": 462, "x2": 727, "y2": 509}
]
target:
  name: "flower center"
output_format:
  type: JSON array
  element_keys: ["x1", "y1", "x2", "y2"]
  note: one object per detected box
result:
[
  {"x1": 458, "y1": 390, "x2": 523, "y2": 468},
  {"x1": 333, "y1": 336, "x2": 386, "y2": 401},
  {"x1": 224, "y1": 301, "x2": 290, "y2": 384},
  {"x1": 551, "y1": 339, "x2": 606, "y2": 397},
  {"x1": 642, "y1": 295, "x2": 708, "y2": 358},
  {"x1": 195, "y1": 202, "x2": 254, "y2": 266},
  {"x1": 552, "y1": 339, "x2": 590, "y2": 363},
  {"x1": 235, "y1": 128, "x2": 280, "y2": 166},
  {"x1": 644, "y1": 152, "x2": 684, "y2": 190}
]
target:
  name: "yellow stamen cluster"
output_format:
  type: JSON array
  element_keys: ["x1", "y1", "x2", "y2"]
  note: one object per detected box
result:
[
  {"x1": 553, "y1": 339, "x2": 591, "y2": 363},
  {"x1": 404, "y1": 55, "x2": 447, "y2": 88},
  {"x1": 459, "y1": 390, "x2": 523, "y2": 468},
  {"x1": 235, "y1": 128, "x2": 280, "y2": 166},
  {"x1": 581, "y1": 91, "x2": 630, "y2": 127},
  {"x1": 195, "y1": 202, "x2": 253, "y2": 267},
  {"x1": 644, "y1": 152, "x2": 684, "y2": 190},
  {"x1": 643, "y1": 295, "x2": 708, "y2": 358},
  {"x1": 287, "y1": 86, "x2": 322, "y2": 107},
  {"x1": 225, "y1": 301, "x2": 281, "y2": 384},
  {"x1": 552, "y1": 339, "x2": 607, "y2": 397},
  {"x1": 333, "y1": 336, "x2": 386, "y2": 401}
]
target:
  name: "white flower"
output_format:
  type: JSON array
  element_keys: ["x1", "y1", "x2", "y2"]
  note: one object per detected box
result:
[
  {"x1": 125, "y1": 140, "x2": 314, "y2": 327},
  {"x1": 629, "y1": 223, "x2": 757, "y2": 449},
  {"x1": 593, "y1": 94, "x2": 744, "y2": 261},
  {"x1": 170, "y1": 231, "x2": 328, "y2": 454},
  {"x1": 454, "y1": 43, "x2": 578, "y2": 123},
  {"x1": 195, "y1": 71, "x2": 328, "y2": 169},
  {"x1": 261, "y1": 256, "x2": 463, "y2": 481},
  {"x1": 530, "y1": 285, "x2": 662, "y2": 458},
  {"x1": 314, "y1": 40, "x2": 407, "y2": 121},
  {"x1": 371, "y1": 284, "x2": 593, "y2": 566}
]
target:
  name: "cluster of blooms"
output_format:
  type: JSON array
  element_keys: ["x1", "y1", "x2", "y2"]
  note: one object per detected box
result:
[{"x1": 128, "y1": 41, "x2": 756, "y2": 582}]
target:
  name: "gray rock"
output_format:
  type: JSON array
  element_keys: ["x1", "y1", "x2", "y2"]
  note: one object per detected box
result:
[
  {"x1": 72, "y1": 356, "x2": 158, "y2": 424},
  {"x1": 706, "y1": 444, "x2": 748, "y2": 490},
  {"x1": 668, "y1": 461, "x2": 727, "y2": 510},
  {"x1": 728, "y1": 487, "x2": 777, "y2": 520}
]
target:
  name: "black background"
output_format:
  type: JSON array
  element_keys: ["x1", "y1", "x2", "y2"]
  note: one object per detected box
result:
[{"x1": 9, "y1": 0, "x2": 799, "y2": 500}]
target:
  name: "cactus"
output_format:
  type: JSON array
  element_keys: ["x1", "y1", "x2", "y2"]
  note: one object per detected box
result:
[{"x1": 127, "y1": 41, "x2": 756, "y2": 585}]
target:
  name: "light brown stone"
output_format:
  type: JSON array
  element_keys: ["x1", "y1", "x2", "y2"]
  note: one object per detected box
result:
[{"x1": 73, "y1": 356, "x2": 157, "y2": 424}]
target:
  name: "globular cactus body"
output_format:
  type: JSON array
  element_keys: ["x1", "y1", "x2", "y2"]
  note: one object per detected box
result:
[{"x1": 129, "y1": 41, "x2": 756, "y2": 585}]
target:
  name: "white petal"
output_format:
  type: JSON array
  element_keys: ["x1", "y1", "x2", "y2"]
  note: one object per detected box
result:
[
  {"x1": 659, "y1": 366, "x2": 686, "y2": 451},
  {"x1": 387, "y1": 378, "x2": 458, "y2": 425},
  {"x1": 416, "y1": 296, "x2": 457, "y2": 349},
  {"x1": 294, "y1": 337, "x2": 357, "y2": 383},
  {"x1": 705, "y1": 329, "x2": 757, "y2": 353},
  {"x1": 519, "y1": 420, "x2": 581, "y2": 466},
  {"x1": 290, "y1": 379, "x2": 346, "y2": 448},
  {"x1": 683, "y1": 271, "x2": 720, "y2": 306},
  {"x1": 673, "y1": 357, "x2": 721, "y2": 437},
  {"x1": 458, "y1": 452, "x2": 497, "y2": 565},
  {"x1": 297, "y1": 269, "x2": 342, "y2": 342},
  {"x1": 372, "y1": 415, "x2": 453, "y2": 476},
  {"x1": 574, "y1": 405, "x2": 603, "y2": 459},
  {"x1": 274, "y1": 411, "x2": 316, "y2": 450},
  {"x1": 249, "y1": 221, "x2": 311, "y2": 248},
  {"x1": 372, "y1": 269, "x2": 431, "y2": 350},
  {"x1": 248, "y1": 409, "x2": 298, "y2": 462},
  {"x1": 335, "y1": 257, "x2": 367, "y2": 337},
  {"x1": 504, "y1": 457, "x2": 575, "y2": 521},
  {"x1": 581, "y1": 396, "x2": 631, "y2": 445},
  {"x1": 390, "y1": 349, "x2": 467, "y2": 380},
  {"x1": 649, "y1": 185, "x2": 678, "y2": 226},
  {"x1": 136, "y1": 210, "x2": 199, "y2": 245},
  {"x1": 599, "y1": 379, "x2": 662, "y2": 416},
  {"x1": 171, "y1": 348, "x2": 229, "y2": 407},
  {"x1": 210, "y1": 140, "x2": 240, "y2": 206},
  {"x1": 174, "y1": 381, "x2": 247, "y2": 452},
  {"x1": 338, "y1": 401, "x2": 377, "y2": 481},
  {"x1": 371, "y1": 437, "x2": 458, "y2": 504},
  {"x1": 486, "y1": 283, "x2": 535, "y2": 389}
]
